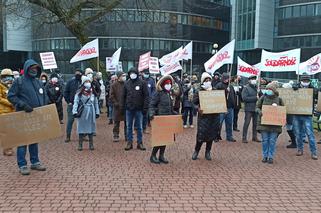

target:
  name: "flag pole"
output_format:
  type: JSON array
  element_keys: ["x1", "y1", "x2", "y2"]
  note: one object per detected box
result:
[
  {"x1": 190, "y1": 58, "x2": 193, "y2": 76},
  {"x1": 97, "y1": 57, "x2": 100, "y2": 72},
  {"x1": 181, "y1": 60, "x2": 184, "y2": 80}
]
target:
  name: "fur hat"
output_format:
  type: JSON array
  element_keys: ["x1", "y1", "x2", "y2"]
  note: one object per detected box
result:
[
  {"x1": 201, "y1": 72, "x2": 212, "y2": 84},
  {"x1": 156, "y1": 75, "x2": 174, "y2": 92},
  {"x1": 81, "y1": 76, "x2": 92, "y2": 85},
  {"x1": 85, "y1": 68, "x2": 94, "y2": 75}
]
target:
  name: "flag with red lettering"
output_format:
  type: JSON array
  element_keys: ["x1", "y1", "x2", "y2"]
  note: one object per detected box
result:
[
  {"x1": 237, "y1": 57, "x2": 260, "y2": 78},
  {"x1": 160, "y1": 62, "x2": 182, "y2": 76},
  {"x1": 159, "y1": 47, "x2": 183, "y2": 66},
  {"x1": 138, "y1": 51, "x2": 151, "y2": 72},
  {"x1": 204, "y1": 40, "x2": 235, "y2": 74},
  {"x1": 260, "y1": 48, "x2": 300, "y2": 72},
  {"x1": 298, "y1": 53, "x2": 321, "y2": 75},
  {"x1": 181, "y1": 41, "x2": 193, "y2": 61},
  {"x1": 70, "y1": 39, "x2": 99, "y2": 63}
]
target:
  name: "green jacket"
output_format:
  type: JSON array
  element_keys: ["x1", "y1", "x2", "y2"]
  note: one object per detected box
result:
[{"x1": 256, "y1": 94, "x2": 285, "y2": 133}]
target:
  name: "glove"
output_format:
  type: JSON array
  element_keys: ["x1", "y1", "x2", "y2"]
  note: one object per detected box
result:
[
  {"x1": 96, "y1": 114, "x2": 100, "y2": 119},
  {"x1": 23, "y1": 104, "x2": 33, "y2": 113},
  {"x1": 293, "y1": 85, "x2": 299, "y2": 91},
  {"x1": 73, "y1": 114, "x2": 78, "y2": 118}
]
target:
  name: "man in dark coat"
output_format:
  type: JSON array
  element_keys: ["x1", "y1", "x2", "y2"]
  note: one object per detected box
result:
[
  {"x1": 122, "y1": 67, "x2": 149, "y2": 151},
  {"x1": 110, "y1": 71, "x2": 127, "y2": 142},
  {"x1": 215, "y1": 73, "x2": 236, "y2": 142},
  {"x1": 241, "y1": 75, "x2": 260, "y2": 143},
  {"x1": 63, "y1": 68, "x2": 83, "y2": 142},
  {"x1": 142, "y1": 69, "x2": 156, "y2": 133},
  {"x1": 45, "y1": 73, "x2": 64, "y2": 124},
  {"x1": 8, "y1": 59, "x2": 49, "y2": 175}
]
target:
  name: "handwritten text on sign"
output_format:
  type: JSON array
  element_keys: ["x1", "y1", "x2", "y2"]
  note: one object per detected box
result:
[
  {"x1": 261, "y1": 105, "x2": 286, "y2": 126},
  {"x1": 278, "y1": 88, "x2": 313, "y2": 115},
  {"x1": 199, "y1": 90, "x2": 227, "y2": 114},
  {"x1": 0, "y1": 104, "x2": 62, "y2": 149}
]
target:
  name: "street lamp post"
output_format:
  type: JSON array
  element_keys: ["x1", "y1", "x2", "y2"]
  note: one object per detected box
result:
[{"x1": 212, "y1": 43, "x2": 219, "y2": 55}]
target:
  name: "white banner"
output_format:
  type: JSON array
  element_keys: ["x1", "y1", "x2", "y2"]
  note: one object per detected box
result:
[
  {"x1": 160, "y1": 62, "x2": 182, "y2": 76},
  {"x1": 149, "y1": 57, "x2": 160, "y2": 74},
  {"x1": 111, "y1": 47, "x2": 122, "y2": 66},
  {"x1": 70, "y1": 39, "x2": 99, "y2": 63},
  {"x1": 40, "y1": 52, "x2": 57, "y2": 70},
  {"x1": 181, "y1": 41, "x2": 193, "y2": 61},
  {"x1": 260, "y1": 48, "x2": 300, "y2": 72},
  {"x1": 138, "y1": 51, "x2": 151, "y2": 72},
  {"x1": 298, "y1": 53, "x2": 321, "y2": 75},
  {"x1": 106, "y1": 57, "x2": 117, "y2": 72},
  {"x1": 237, "y1": 57, "x2": 260, "y2": 78},
  {"x1": 204, "y1": 40, "x2": 235, "y2": 74},
  {"x1": 159, "y1": 47, "x2": 183, "y2": 66}
]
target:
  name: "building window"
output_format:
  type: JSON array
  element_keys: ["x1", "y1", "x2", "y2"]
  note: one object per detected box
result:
[
  {"x1": 307, "y1": 4, "x2": 315, "y2": 16},
  {"x1": 300, "y1": 5, "x2": 307, "y2": 16},
  {"x1": 316, "y1": 4, "x2": 321, "y2": 15},
  {"x1": 285, "y1": 7, "x2": 292, "y2": 18},
  {"x1": 292, "y1": 6, "x2": 300, "y2": 17}
]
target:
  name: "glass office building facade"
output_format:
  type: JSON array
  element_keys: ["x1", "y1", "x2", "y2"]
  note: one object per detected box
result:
[{"x1": 30, "y1": 0, "x2": 231, "y2": 74}]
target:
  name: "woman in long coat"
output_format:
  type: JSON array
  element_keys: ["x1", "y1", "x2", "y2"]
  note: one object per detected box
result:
[
  {"x1": 192, "y1": 72, "x2": 220, "y2": 161},
  {"x1": 73, "y1": 76, "x2": 100, "y2": 151}
]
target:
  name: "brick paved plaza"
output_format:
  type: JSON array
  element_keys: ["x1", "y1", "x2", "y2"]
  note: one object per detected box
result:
[{"x1": 1, "y1": 112, "x2": 321, "y2": 212}]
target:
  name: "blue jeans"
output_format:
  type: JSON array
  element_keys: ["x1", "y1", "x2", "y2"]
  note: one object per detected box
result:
[
  {"x1": 220, "y1": 108, "x2": 234, "y2": 141},
  {"x1": 126, "y1": 110, "x2": 143, "y2": 143},
  {"x1": 293, "y1": 115, "x2": 317, "y2": 155},
  {"x1": 142, "y1": 111, "x2": 149, "y2": 130},
  {"x1": 261, "y1": 131, "x2": 278, "y2": 159},
  {"x1": 17, "y1": 143, "x2": 40, "y2": 168},
  {"x1": 66, "y1": 104, "x2": 75, "y2": 136},
  {"x1": 108, "y1": 104, "x2": 113, "y2": 120},
  {"x1": 183, "y1": 107, "x2": 193, "y2": 125}
]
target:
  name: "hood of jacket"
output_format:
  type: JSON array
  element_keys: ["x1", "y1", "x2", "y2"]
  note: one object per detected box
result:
[
  {"x1": 23, "y1": 59, "x2": 41, "y2": 78},
  {"x1": 156, "y1": 75, "x2": 174, "y2": 92}
]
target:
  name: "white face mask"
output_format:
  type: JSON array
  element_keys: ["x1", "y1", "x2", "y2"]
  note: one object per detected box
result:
[
  {"x1": 84, "y1": 82, "x2": 91, "y2": 90},
  {"x1": 250, "y1": 80, "x2": 257, "y2": 85},
  {"x1": 42, "y1": 79, "x2": 47, "y2": 83},
  {"x1": 203, "y1": 81, "x2": 212, "y2": 89},
  {"x1": 130, "y1": 73, "x2": 137, "y2": 80},
  {"x1": 87, "y1": 73, "x2": 93, "y2": 80},
  {"x1": 164, "y1": 84, "x2": 172, "y2": 91},
  {"x1": 301, "y1": 81, "x2": 310, "y2": 87},
  {"x1": 51, "y1": 77, "x2": 58, "y2": 83}
]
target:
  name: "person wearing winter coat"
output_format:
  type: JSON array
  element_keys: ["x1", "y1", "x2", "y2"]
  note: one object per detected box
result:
[
  {"x1": 242, "y1": 75, "x2": 260, "y2": 143},
  {"x1": 182, "y1": 79, "x2": 195, "y2": 128},
  {"x1": 0, "y1": 68, "x2": 15, "y2": 156},
  {"x1": 171, "y1": 75, "x2": 183, "y2": 114},
  {"x1": 215, "y1": 73, "x2": 236, "y2": 142},
  {"x1": 192, "y1": 72, "x2": 220, "y2": 161},
  {"x1": 95, "y1": 72, "x2": 105, "y2": 110},
  {"x1": 211, "y1": 72, "x2": 221, "y2": 88},
  {"x1": 142, "y1": 69, "x2": 156, "y2": 133},
  {"x1": 8, "y1": 59, "x2": 48, "y2": 175},
  {"x1": 45, "y1": 73, "x2": 64, "y2": 124},
  {"x1": 40, "y1": 72, "x2": 49, "y2": 87},
  {"x1": 108, "y1": 75, "x2": 118, "y2": 124},
  {"x1": 149, "y1": 75, "x2": 175, "y2": 164},
  {"x1": 110, "y1": 71, "x2": 127, "y2": 142},
  {"x1": 256, "y1": 83, "x2": 285, "y2": 164},
  {"x1": 72, "y1": 76, "x2": 100, "y2": 151},
  {"x1": 122, "y1": 67, "x2": 149, "y2": 151},
  {"x1": 63, "y1": 68, "x2": 83, "y2": 142},
  {"x1": 231, "y1": 75, "x2": 242, "y2": 132},
  {"x1": 84, "y1": 68, "x2": 101, "y2": 98}
]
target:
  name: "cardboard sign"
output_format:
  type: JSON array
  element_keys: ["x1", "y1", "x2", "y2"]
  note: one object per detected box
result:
[
  {"x1": 278, "y1": 88, "x2": 313, "y2": 115},
  {"x1": 199, "y1": 90, "x2": 227, "y2": 114},
  {"x1": 317, "y1": 92, "x2": 321, "y2": 112},
  {"x1": 261, "y1": 105, "x2": 286, "y2": 126},
  {"x1": 0, "y1": 104, "x2": 62, "y2": 149},
  {"x1": 151, "y1": 115, "x2": 183, "y2": 147},
  {"x1": 40, "y1": 52, "x2": 57, "y2": 70}
]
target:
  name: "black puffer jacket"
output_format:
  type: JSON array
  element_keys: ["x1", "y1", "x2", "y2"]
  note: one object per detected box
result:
[
  {"x1": 193, "y1": 87, "x2": 220, "y2": 142},
  {"x1": 149, "y1": 75, "x2": 175, "y2": 117},
  {"x1": 45, "y1": 81, "x2": 64, "y2": 104},
  {"x1": 123, "y1": 69, "x2": 149, "y2": 112}
]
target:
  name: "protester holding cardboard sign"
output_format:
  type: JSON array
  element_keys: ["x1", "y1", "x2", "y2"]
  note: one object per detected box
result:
[
  {"x1": 7, "y1": 59, "x2": 49, "y2": 175},
  {"x1": 292, "y1": 74, "x2": 318, "y2": 160},
  {"x1": 149, "y1": 75, "x2": 175, "y2": 164},
  {"x1": 192, "y1": 72, "x2": 220, "y2": 161},
  {"x1": 256, "y1": 82, "x2": 285, "y2": 164}
]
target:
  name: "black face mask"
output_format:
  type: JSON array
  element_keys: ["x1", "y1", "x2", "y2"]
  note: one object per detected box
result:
[
  {"x1": 75, "y1": 74, "x2": 82, "y2": 80},
  {"x1": 28, "y1": 68, "x2": 38, "y2": 78}
]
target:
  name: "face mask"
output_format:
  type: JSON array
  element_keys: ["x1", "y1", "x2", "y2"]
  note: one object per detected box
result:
[
  {"x1": 164, "y1": 84, "x2": 172, "y2": 91},
  {"x1": 14, "y1": 74, "x2": 19, "y2": 79},
  {"x1": 143, "y1": 74, "x2": 149, "y2": 79},
  {"x1": 130, "y1": 73, "x2": 137, "y2": 80},
  {"x1": 203, "y1": 81, "x2": 212, "y2": 89},
  {"x1": 265, "y1": 90, "x2": 274, "y2": 96},
  {"x1": 301, "y1": 81, "x2": 310, "y2": 87},
  {"x1": 1, "y1": 77, "x2": 13, "y2": 85},
  {"x1": 261, "y1": 89, "x2": 267, "y2": 95},
  {"x1": 75, "y1": 74, "x2": 82, "y2": 80},
  {"x1": 42, "y1": 79, "x2": 47, "y2": 83},
  {"x1": 51, "y1": 77, "x2": 58, "y2": 83},
  {"x1": 84, "y1": 82, "x2": 91, "y2": 90},
  {"x1": 250, "y1": 80, "x2": 257, "y2": 85},
  {"x1": 87, "y1": 73, "x2": 93, "y2": 80},
  {"x1": 29, "y1": 68, "x2": 38, "y2": 77}
]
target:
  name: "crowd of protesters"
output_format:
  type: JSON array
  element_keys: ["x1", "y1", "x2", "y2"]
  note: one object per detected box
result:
[{"x1": 1, "y1": 58, "x2": 320, "y2": 175}]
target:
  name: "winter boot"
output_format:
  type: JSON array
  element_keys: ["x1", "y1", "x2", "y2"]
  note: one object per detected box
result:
[
  {"x1": 125, "y1": 141, "x2": 133, "y2": 151},
  {"x1": 205, "y1": 141, "x2": 213, "y2": 160},
  {"x1": 137, "y1": 143, "x2": 146, "y2": 151},
  {"x1": 159, "y1": 146, "x2": 169, "y2": 164},
  {"x1": 150, "y1": 147, "x2": 160, "y2": 164},
  {"x1": 89, "y1": 134, "x2": 94, "y2": 150},
  {"x1": 205, "y1": 151, "x2": 212, "y2": 161},
  {"x1": 286, "y1": 130, "x2": 297, "y2": 148},
  {"x1": 65, "y1": 134, "x2": 71, "y2": 143},
  {"x1": 113, "y1": 135, "x2": 120, "y2": 142}
]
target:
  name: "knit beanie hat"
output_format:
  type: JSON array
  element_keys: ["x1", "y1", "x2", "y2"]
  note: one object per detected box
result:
[
  {"x1": 81, "y1": 76, "x2": 92, "y2": 85},
  {"x1": 201, "y1": 72, "x2": 212, "y2": 84}
]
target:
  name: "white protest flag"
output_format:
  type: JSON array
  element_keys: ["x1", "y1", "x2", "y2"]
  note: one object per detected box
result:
[
  {"x1": 159, "y1": 46, "x2": 183, "y2": 66},
  {"x1": 298, "y1": 53, "x2": 321, "y2": 75},
  {"x1": 180, "y1": 41, "x2": 193, "y2": 60},
  {"x1": 260, "y1": 48, "x2": 300, "y2": 72},
  {"x1": 237, "y1": 57, "x2": 260, "y2": 78},
  {"x1": 204, "y1": 39, "x2": 235, "y2": 74},
  {"x1": 160, "y1": 62, "x2": 182, "y2": 76},
  {"x1": 70, "y1": 39, "x2": 99, "y2": 63},
  {"x1": 111, "y1": 47, "x2": 122, "y2": 66}
]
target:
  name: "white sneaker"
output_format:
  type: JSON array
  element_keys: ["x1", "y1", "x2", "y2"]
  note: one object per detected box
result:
[
  {"x1": 190, "y1": 125, "x2": 194, "y2": 128},
  {"x1": 183, "y1": 125, "x2": 188, "y2": 129}
]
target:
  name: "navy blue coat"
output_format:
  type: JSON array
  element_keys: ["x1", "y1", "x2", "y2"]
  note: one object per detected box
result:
[
  {"x1": 8, "y1": 59, "x2": 48, "y2": 111},
  {"x1": 63, "y1": 77, "x2": 82, "y2": 104}
]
